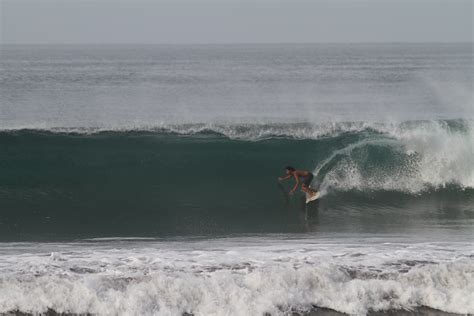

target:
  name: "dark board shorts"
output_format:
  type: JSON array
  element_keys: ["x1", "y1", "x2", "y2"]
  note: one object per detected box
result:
[{"x1": 303, "y1": 173, "x2": 314, "y2": 187}]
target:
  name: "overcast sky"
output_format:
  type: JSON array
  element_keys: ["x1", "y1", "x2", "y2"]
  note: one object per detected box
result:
[{"x1": 1, "y1": 0, "x2": 472, "y2": 44}]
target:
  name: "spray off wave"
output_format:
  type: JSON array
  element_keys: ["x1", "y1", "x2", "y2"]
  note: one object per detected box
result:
[{"x1": 311, "y1": 120, "x2": 474, "y2": 195}]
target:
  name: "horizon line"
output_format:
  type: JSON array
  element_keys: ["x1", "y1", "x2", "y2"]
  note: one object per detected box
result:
[{"x1": 1, "y1": 41, "x2": 473, "y2": 46}]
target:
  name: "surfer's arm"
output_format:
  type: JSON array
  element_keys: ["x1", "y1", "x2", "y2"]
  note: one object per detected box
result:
[
  {"x1": 278, "y1": 174, "x2": 292, "y2": 181},
  {"x1": 289, "y1": 176, "x2": 299, "y2": 194}
]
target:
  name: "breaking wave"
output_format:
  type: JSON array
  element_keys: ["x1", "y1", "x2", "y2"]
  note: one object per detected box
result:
[
  {"x1": 0, "y1": 237, "x2": 472, "y2": 315},
  {"x1": 0, "y1": 119, "x2": 472, "y2": 238}
]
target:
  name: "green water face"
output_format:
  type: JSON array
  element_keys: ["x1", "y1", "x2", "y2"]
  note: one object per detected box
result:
[{"x1": 0, "y1": 130, "x2": 472, "y2": 240}]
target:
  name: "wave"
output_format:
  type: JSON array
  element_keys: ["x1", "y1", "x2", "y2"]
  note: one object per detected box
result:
[
  {"x1": 2, "y1": 119, "x2": 469, "y2": 140},
  {"x1": 312, "y1": 120, "x2": 474, "y2": 194},
  {"x1": 0, "y1": 237, "x2": 472, "y2": 315},
  {"x1": 0, "y1": 119, "x2": 472, "y2": 238},
  {"x1": 5, "y1": 261, "x2": 472, "y2": 315},
  {"x1": 2, "y1": 119, "x2": 472, "y2": 192}
]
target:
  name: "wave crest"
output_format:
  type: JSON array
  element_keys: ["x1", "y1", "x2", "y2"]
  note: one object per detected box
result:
[{"x1": 316, "y1": 120, "x2": 474, "y2": 194}]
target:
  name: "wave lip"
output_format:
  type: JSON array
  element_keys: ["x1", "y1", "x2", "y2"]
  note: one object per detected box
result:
[
  {"x1": 314, "y1": 119, "x2": 474, "y2": 195},
  {"x1": 1, "y1": 118, "x2": 472, "y2": 137},
  {"x1": 0, "y1": 121, "x2": 373, "y2": 140}
]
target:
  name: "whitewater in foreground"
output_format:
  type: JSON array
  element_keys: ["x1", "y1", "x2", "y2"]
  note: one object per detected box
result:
[{"x1": 0, "y1": 234, "x2": 473, "y2": 315}]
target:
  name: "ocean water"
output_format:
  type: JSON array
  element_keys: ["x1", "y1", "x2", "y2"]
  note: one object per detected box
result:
[{"x1": 0, "y1": 43, "x2": 473, "y2": 315}]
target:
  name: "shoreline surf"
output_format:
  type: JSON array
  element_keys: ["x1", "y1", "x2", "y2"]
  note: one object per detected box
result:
[
  {"x1": 0, "y1": 236, "x2": 472, "y2": 315},
  {"x1": 3, "y1": 306, "x2": 462, "y2": 316}
]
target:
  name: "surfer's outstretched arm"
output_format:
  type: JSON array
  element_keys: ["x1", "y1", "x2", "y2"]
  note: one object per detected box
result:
[{"x1": 278, "y1": 174, "x2": 292, "y2": 181}]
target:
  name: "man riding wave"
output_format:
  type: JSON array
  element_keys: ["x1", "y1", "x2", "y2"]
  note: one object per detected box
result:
[{"x1": 278, "y1": 166, "x2": 318, "y2": 199}]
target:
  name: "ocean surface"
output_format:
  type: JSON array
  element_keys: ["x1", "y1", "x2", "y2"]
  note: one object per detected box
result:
[{"x1": 0, "y1": 43, "x2": 473, "y2": 315}]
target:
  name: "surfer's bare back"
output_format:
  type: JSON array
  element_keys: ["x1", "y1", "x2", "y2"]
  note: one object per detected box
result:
[{"x1": 278, "y1": 166, "x2": 318, "y2": 196}]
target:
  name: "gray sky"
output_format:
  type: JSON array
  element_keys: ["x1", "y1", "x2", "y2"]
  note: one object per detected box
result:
[{"x1": 1, "y1": 0, "x2": 472, "y2": 44}]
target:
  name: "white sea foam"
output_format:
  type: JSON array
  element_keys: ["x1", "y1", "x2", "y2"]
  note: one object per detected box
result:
[
  {"x1": 0, "y1": 236, "x2": 472, "y2": 315},
  {"x1": 316, "y1": 120, "x2": 474, "y2": 194}
]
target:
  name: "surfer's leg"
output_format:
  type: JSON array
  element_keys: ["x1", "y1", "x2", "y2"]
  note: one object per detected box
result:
[
  {"x1": 302, "y1": 174, "x2": 317, "y2": 195},
  {"x1": 301, "y1": 184, "x2": 309, "y2": 193},
  {"x1": 302, "y1": 184, "x2": 317, "y2": 195}
]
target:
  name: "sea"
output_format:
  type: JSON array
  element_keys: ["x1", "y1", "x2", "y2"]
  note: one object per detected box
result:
[{"x1": 0, "y1": 43, "x2": 472, "y2": 315}]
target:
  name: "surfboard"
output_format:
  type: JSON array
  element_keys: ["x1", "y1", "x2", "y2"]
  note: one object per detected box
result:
[{"x1": 305, "y1": 191, "x2": 320, "y2": 204}]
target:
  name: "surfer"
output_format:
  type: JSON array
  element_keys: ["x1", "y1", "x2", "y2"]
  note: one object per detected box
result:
[{"x1": 278, "y1": 166, "x2": 318, "y2": 197}]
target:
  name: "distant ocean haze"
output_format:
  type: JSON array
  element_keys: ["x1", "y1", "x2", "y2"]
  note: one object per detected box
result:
[{"x1": 0, "y1": 43, "x2": 472, "y2": 129}]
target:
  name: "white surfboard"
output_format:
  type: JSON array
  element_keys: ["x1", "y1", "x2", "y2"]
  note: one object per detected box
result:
[{"x1": 305, "y1": 191, "x2": 320, "y2": 204}]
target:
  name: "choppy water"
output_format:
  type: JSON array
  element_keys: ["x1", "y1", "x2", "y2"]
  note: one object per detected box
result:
[{"x1": 0, "y1": 43, "x2": 472, "y2": 315}]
